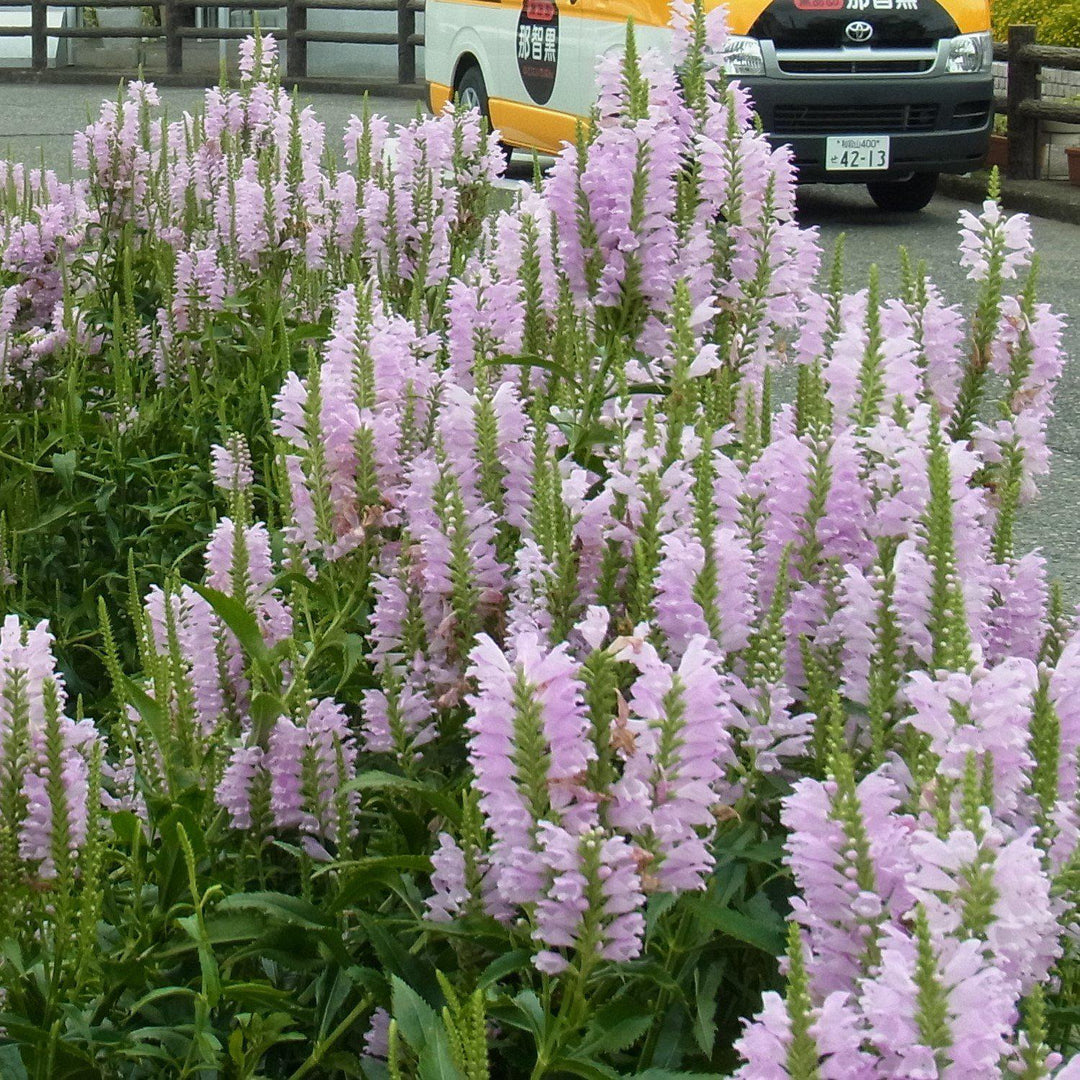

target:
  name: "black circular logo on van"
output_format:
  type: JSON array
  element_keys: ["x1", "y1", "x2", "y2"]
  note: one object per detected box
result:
[
  {"x1": 516, "y1": 0, "x2": 558, "y2": 105},
  {"x1": 844, "y1": 20, "x2": 874, "y2": 42}
]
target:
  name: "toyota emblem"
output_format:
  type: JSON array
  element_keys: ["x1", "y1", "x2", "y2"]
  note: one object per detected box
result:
[{"x1": 844, "y1": 21, "x2": 874, "y2": 42}]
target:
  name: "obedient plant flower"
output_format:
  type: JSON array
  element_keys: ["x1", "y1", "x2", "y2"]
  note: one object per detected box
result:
[
  {"x1": 0, "y1": 616, "x2": 103, "y2": 884},
  {"x1": 4, "y1": 17, "x2": 1080, "y2": 1073},
  {"x1": 210, "y1": 432, "x2": 254, "y2": 496},
  {"x1": 465, "y1": 632, "x2": 596, "y2": 906},
  {"x1": 783, "y1": 762, "x2": 916, "y2": 999},
  {"x1": 532, "y1": 824, "x2": 646, "y2": 975},
  {"x1": 217, "y1": 696, "x2": 358, "y2": 855},
  {"x1": 609, "y1": 635, "x2": 734, "y2": 892},
  {"x1": 205, "y1": 517, "x2": 293, "y2": 647}
]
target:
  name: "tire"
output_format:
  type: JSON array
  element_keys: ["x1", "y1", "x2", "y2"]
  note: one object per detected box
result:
[
  {"x1": 866, "y1": 172, "x2": 939, "y2": 213},
  {"x1": 455, "y1": 64, "x2": 513, "y2": 169}
]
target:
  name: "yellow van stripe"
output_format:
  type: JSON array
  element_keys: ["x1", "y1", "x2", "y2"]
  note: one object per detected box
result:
[
  {"x1": 430, "y1": 81, "x2": 452, "y2": 114},
  {"x1": 429, "y1": 82, "x2": 585, "y2": 154},
  {"x1": 490, "y1": 98, "x2": 587, "y2": 154}
]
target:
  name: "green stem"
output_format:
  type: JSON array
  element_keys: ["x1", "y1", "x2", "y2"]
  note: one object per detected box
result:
[
  {"x1": 287, "y1": 993, "x2": 374, "y2": 1080},
  {"x1": 636, "y1": 907, "x2": 692, "y2": 1069}
]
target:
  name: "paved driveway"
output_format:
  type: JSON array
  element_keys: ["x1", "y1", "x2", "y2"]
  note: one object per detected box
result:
[{"x1": 3, "y1": 83, "x2": 1078, "y2": 600}]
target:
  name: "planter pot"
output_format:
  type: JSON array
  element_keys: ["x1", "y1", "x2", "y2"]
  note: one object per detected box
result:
[
  {"x1": 1038, "y1": 120, "x2": 1080, "y2": 181},
  {"x1": 1067, "y1": 146, "x2": 1080, "y2": 187},
  {"x1": 984, "y1": 133, "x2": 1009, "y2": 171}
]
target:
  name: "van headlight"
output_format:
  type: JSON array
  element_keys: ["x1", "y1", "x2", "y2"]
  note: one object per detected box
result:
[
  {"x1": 721, "y1": 36, "x2": 766, "y2": 77},
  {"x1": 945, "y1": 32, "x2": 992, "y2": 74}
]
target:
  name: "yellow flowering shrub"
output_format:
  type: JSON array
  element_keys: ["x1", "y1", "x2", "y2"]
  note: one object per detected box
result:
[{"x1": 992, "y1": 0, "x2": 1080, "y2": 48}]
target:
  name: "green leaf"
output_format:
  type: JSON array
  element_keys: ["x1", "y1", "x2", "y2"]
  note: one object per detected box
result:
[
  {"x1": 128, "y1": 984, "x2": 199, "y2": 1014},
  {"x1": 0, "y1": 1045, "x2": 28, "y2": 1080},
  {"x1": 156, "y1": 911, "x2": 269, "y2": 958},
  {"x1": 358, "y1": 912, "x2": 433, "y2": 997},
  {"x1": 581, "y1": 998, "x2": 652, "y2": 1055},
  {"x1": 220, "y1": 981, "x2": 298, "y2": 1011},
  {"x1": 633, "y1": 1072, "x2": 721, "y2": 1079},
  {"x1": 0, "y1": 1015, "x2": 97, "y2": 1076},
  {"x1": 118, "y1": 676, "x2": 173, "y2": 774},
  {"x1": 12, "y1": 501, "x2": 84, "y2": 535},
  {"x1": 487, "y1": 353, "x2": 573, "y2": 381},
  {"x1": 510, "y1": 989, "x2": 546, "y2": 1044},
  {"x1": 328, "y1": 855, "x2": 433, "y2": 913},
  {"x1": 51, "y1": 450, "x2": 77, "y2": 495},
  {"x1": 696, "y1": 905, "x2": 785, "y2": 956},
  {"x1": 344, "y1": 771, "x2": 461, "y2": 825},
  {"x1": 692, "y1": 962, "x2": 724, "y2": 1058},
  {"x1": 477, "y1": 949, "x2": 532, "y2": 989},
  {"x1": 177, "y1": 913, "x2": 222, "y2": 1008},
  {"x1": 417, "y1": 1035, "x2": 465, "y2": 1080},
  {"x1": 217, "y1": 891, "x2": 334, "y2": 931},
  {"x1": 189, "y1": 582, "x2": 278, "y2": 687},
  {"x1": 548, "y1": 1058, "x2": 619, "y2": 1079},
  {"x1": 390, "y1": 975, "x2": 440, "y2": 1053}
]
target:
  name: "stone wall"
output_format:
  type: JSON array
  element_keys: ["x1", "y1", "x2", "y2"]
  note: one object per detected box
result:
[{"x1": 994, "y1": 59, "x2": 1080, "y2": 103}]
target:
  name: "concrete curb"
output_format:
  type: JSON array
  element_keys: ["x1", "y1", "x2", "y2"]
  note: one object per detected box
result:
[{"x1": 938, "y1": 171, "x2": 1080, "y2": 225}]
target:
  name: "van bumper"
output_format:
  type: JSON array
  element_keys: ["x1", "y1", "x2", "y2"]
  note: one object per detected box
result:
[{"x1": 738, "y1": 73, "x2": 994, "y2": 183}]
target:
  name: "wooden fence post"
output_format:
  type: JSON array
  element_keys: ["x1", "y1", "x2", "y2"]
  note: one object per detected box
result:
[
  {"x1": 287, "y1": 0, "x2": 307, "y2": 80},
  {"x1": 1007, "y1": 24, "x2": 1039, "y2": 180},
  {"x1": 31, "y1": 0, "x2": 46, "y2": 72},
  {"x1": 164, "y1": 0, "x2": 182, "y2": 75},
  {"x1": 397, "y1": 0, "x2": 415, "y2": 86}
]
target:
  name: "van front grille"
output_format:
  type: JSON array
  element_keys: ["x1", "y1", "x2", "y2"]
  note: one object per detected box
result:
[
  {"x1": 770, "y1": 103, "x2": 940, "y2": 135},
  {"x1": 776, "y1": 58, "x2": 935, "y2": 75}
]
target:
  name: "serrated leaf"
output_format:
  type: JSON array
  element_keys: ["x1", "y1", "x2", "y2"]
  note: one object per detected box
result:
[
  {"x1": 477, "y1": 949, "x2": 531, "y2": 989},
  {"x1": 693, "y1": 961, "x2": 724, "y2": 1058},
  {"x1": 189, "y1": 581, "x2": 278, "y2": 687},
  {"x1": 127, "y1": 984, "x2": 199, "y2": 1013},
  {"x1": 487, "y1": 353, "x2": 572, "y2": 380},
  {"x1": 391, "y1": 975, "x2": 440, "y2": 1053},
  {"x1": 697, "y1": 906, "x2": 785, "y2": 956},
  {"x1": 510, "y1": 989, "x2": 546, "y2": 1043},
  {"x1": 343, "y1": 771, "x2": 461, "y2": 825},
  {"x1": 217, "y1": 891, "x2": 334, "y2": 930},
  {"x1": 581, "y1": 998, "x2": 652, "y2": 1055},
  {"x1": 548, "y1": 1058, "x2": 619, "y2": 1079},
  {"x1": 118, "y1": 676, "x2": 173, "y2": 779},
  {"x1": 357, "y1": 912, "x2": 432, "y2": 994},
  {"x1": 417, "y1": 1034, "x2": 465, "y2": 1080},
  {"x1": 51, "y1": 450, "x2": 76, "y2": 495}
]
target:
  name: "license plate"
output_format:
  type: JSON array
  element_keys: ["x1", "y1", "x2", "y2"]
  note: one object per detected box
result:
[{"x1": 825, "y1": 136, "x2": 890, "y2": 171}]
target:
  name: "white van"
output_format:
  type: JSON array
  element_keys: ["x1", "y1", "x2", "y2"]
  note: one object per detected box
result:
[{"x1": 426, "y1": 0, "x2": 995, "y2": 211}]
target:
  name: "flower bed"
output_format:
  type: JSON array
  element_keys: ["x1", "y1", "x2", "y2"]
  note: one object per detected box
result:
[{"x1": 0, "y1": 14, "x2": 1078, "y2": 1078}]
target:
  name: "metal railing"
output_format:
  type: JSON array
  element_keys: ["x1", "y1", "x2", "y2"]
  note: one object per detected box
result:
[
  {"x1": 0, "y1": 0, "x2": 424, "y2": 93},
  {"x1": 994, "y1": 25, "x2": 1080, "y2": 181}
]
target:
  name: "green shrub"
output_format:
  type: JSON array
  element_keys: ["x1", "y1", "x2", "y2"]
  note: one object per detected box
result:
[{"x1": 993, "y1": 0, "x2": 1080, "y2": 48}]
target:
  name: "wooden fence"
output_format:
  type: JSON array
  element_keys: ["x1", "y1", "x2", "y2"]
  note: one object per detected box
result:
[
  {"x1": 0, "y1": 0, "x2": 424, "y2": 93},
  {"x1": 995, "y1": 25, "x2": 1080, "y2": 181}
]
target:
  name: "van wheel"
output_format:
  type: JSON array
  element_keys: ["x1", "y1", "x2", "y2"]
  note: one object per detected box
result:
[
  {"x1": 866, "y1": 172, "x2": 939, "y2": 213},
  {"x1": 455, "y1": 64, "x2": 512, "y2": 169}
]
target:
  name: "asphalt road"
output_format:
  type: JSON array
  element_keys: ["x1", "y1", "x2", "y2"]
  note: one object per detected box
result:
[
  {"x1": 796, "y1": 184, "x2": 1080, "y2": 604},
  {"x1": 2, "y1": 84, "x2": 1078, "y2": 601}
]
